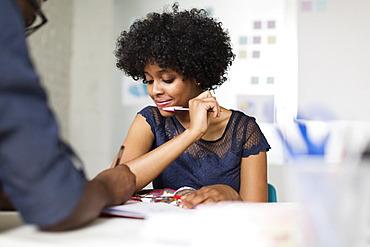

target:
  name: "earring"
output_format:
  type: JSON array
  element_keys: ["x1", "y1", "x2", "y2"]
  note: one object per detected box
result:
[{"x1": 197, "y1": 82, "x2": 201, "y2": 86}]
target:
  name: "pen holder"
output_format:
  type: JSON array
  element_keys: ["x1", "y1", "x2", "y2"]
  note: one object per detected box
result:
[{"x1": 285, "y1": 163, "x2": 370, "y2": 247}]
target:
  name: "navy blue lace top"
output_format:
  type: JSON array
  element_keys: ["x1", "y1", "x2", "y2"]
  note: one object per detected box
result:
[{"x1": 138, "y1": 106, "x2": 271, "y2": 192}]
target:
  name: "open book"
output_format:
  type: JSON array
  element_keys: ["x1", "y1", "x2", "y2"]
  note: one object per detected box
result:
[{"x1": 101, "y1": 187, "x2": 196, "y2": 219}]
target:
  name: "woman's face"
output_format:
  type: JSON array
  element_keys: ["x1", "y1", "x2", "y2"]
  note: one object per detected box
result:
[{"x1": 143, "y1": 63, "x2": 201, "y2": 117}]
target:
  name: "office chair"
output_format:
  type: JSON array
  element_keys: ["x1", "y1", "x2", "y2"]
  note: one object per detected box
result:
[{"x1": 268, "y1": 183, "x2": 277, "y2": 202}]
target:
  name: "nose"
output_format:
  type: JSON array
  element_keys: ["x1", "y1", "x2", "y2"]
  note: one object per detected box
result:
[{"x1": 148, "y1": 80, "x2": 164, "y2": 96}]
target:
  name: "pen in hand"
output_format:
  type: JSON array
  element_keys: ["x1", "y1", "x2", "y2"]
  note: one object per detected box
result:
[
  {"x1": 114, "y1": 145, "x2": 125, "y2": 167},
  {"x1": 162, "y1": 106, "x2": 213, "y2": 112}
]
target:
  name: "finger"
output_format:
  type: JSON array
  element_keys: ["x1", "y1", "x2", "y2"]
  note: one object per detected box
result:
[
  {"x1": 180, "y1": 194, "x2": 221, "y2": 209},
  {"x1": 196, "y1": 90, "x2": 212, "y2": 99},
  {"x1": 180, "y1": 188, "x2": 219, "y2": 209},
  {"x1": 179, "y1": 192, "x2": 207, "y2": 209},
  {"x1": 179, "y1": 198, "x2": 201, "y2": 209},
  {"x1": 204, "y1": 93, "x2": 220, "y2": 118},
  {"x1": 195, "y1": 95, "x2": 220, "y2": 117},
  {"x1": 199, "y1": 197, "x2": 218, "y2": 204},
  {"x1": 212, "y1": 100, "x2": 221, "y2": 118},
  {"x1": 204, "y1": 99, "x2": 220, "y2": 118}
]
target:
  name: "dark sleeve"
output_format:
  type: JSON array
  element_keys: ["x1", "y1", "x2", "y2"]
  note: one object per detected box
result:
[
  {"x1": 137, "y1": 105, "x2": 159, "y2": 132},
  {"x1": 0, "y1": 0, "x2": 86, "y2": 227},
  {"x1": 242, "y1": 116, "x2": 271, "y2": 157}
]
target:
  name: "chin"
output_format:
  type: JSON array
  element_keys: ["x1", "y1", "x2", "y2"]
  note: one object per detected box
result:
[{"x1": 158, "y1": 110, "x2": 176, "y2": 117}]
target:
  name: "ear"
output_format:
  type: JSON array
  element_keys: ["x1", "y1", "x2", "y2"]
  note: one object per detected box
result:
[{"x1": 188, "y1": 78, "x2": 200, "y2": 86}]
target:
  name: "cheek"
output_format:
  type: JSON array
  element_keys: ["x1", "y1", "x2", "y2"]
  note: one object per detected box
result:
[{"x1": 146, "y1": 84, "x2": 153, "y2": 97}]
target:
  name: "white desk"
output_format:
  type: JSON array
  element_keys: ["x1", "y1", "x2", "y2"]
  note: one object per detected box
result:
[
  {"x1": 0, "y1": 213, "x2": 150, "y2": 247},
  {"x1": 1, "y1": 202, "x2": 368, "y2": 247},
  {"x1": 0, "y1": 203, "x2": 299, "y2": 247}
]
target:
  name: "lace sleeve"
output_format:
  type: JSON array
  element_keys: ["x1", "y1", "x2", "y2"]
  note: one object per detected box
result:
[
  {"x1": 242, "y1": 117, "x2": 271, "y2": 157},
  {"x1": 137, "y1": 106, "x2": 163, "y2": 130}
]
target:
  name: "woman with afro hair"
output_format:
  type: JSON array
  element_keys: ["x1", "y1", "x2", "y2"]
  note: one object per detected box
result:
[{"x1": 111, "y1": 3, "x2": 271, "y2": 208}]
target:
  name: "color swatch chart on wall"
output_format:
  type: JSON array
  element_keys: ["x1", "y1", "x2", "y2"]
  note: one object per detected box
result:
[{"x1": 209, "y1": 0, "x2": 298, "y2": 123}]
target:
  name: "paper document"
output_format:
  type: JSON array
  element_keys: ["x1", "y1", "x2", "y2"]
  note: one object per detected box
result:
[{"x1": 102, "y1": 201, "x2": 190, "y2": 219}]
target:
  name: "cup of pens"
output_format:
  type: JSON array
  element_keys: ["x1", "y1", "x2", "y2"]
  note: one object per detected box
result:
[
  {"x1": 277, "y1": 119, "x2": 370, "y2": 247},
  {"x1": 287, "y1": 164, "x2": 370, "y2": 247}
]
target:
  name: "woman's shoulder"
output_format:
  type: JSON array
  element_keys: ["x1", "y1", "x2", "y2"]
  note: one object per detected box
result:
[
  {"x1": 227, "y1": 109, "x2": 260, "y2": 129},
  {"x1": 138, "y1": 105, "x2": 164, "y2": 126},
  {"x1": 138, "y1": 105, "x2": 159, "y2": 115}
]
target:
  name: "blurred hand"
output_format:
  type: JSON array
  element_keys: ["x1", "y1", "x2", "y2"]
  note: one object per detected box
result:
[
  {"x1": 40, "y1": 165, "x2": 136, "y2": 231},
  {"x1": 93, "y1": 164, "x2": 136, "y2": 205},
  {"x1": 0, "y1": 190, "x2": 14, "y2": 210},
  {"x1": 179, "y1": 184, "x2": 240, "y2": 209}
]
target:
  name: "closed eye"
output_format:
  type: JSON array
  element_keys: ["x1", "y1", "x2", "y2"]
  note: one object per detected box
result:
[
  {"x1": 162, "y1": 78, "x2": 175, "y2": 83},
  {"x1": 142, "y1": 79, "x2": 153, "y2": 84},
  {"x1": 142, "y1": 78, "x2": 175, "y2": 84}
]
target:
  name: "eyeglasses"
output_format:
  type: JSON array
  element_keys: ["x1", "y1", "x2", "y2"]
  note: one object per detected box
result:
[{"x1": 25, "y1": 0, "x2": 48, "y2": 37}]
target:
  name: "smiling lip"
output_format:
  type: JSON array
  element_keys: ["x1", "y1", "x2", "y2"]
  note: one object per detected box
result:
[{"x1": 155, "y1": 99, "x2": 173, "y2": 107}]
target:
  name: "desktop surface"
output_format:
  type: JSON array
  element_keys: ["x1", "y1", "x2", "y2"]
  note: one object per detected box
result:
[{"x1": 0, "y1": 202, "x2": 298, "y2": 247}]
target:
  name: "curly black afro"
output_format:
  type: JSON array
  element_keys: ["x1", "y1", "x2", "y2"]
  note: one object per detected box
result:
[{"x1": 115, "y1": 3, "x2": 235, "y2": 91}]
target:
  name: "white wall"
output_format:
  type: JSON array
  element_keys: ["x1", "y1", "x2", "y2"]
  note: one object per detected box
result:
[
  {"x1": 28, "y1": 1, "x2": 73, "y2": 140},
  {"x1": 297, "y1": 0, "x2": 370, "y2": 121},
  {"x1": 68, "y1": 0, "x2": 119, "y2": 178},
  {"x1": 29, "y1": 0, "x2": 130, "y2": 178}
]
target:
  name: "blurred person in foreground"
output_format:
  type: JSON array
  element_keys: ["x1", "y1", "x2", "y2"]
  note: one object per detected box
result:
[{"x1": 0, "y1": 0, "x2": 136, "y2": 231}]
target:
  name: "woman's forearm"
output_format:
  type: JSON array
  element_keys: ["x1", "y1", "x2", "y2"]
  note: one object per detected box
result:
[{"x1": 126, "y1": 129, "x2": 200, "y2": 191}]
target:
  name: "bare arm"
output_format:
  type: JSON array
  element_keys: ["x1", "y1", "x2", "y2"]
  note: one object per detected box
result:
[
  {"x1": 40, "y1": 165, "x2": 136, "y2": 231},
  {"x1": 238, "y1": 151, "x2": 268, "y2": 202},
  {"x1": 111, "y1": 113, "x2": 204, "y2": 191}
]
